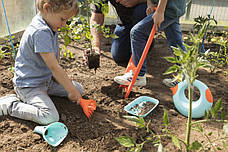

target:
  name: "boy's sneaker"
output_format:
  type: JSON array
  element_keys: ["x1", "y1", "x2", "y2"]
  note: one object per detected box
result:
[
  {"x1": 0, "y1": 94, "x2": 18, "y2": 116},
  {"x1": 114, "y1": 71, "x2": 146, "y2": 86}
]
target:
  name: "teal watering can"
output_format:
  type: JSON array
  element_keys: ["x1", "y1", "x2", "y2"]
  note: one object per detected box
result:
[{"x1": 171, "y1": 79, "x2": 213, "y2": 118}]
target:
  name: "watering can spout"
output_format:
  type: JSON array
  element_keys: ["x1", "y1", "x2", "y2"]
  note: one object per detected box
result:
[{"x1": 170, "y1": 85, "x2": 178, "y2": 96}]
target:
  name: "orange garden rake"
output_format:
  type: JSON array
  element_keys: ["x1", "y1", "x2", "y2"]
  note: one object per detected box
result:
[
  {"x1": 120, "y1": 25, "x2": 156, "y2": 98},
  {"x1": 80, "y1": 98, "x2": 96, "y2": 118}
]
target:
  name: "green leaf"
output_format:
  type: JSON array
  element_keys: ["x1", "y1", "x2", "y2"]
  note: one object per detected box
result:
[
  {"x1": 189, "y1": 141, "x2": 202, "y2": 150},
  {"x1": 171, "y1": 46, "x2": 182, "y2": 57},
  {"x1": 210, "y1": 108, "x2": 215, "y2": 118},
  {"x1": 217, "y1": 147, "x2": 222, "y2": 150},
  {"x1": 172, "y1": 136, "x2": 180, "y2": 149},
  {"x1": 221, "y1": 111, "x2": 226, "y2": 119},
  {"x1": 110, "y1": 33, "x2": 119, "y2": 39},
  {"x1": 64, "y1": 34, "x2": 72, "y2": 46},
  {"x1": 214, "y1": 98, "x2": 222, "y2": 113},
  {"x1": 146, "y1": 137, "x2": 152, "y2": 141},
  {"x1": 163, "y1": 64, "x2": 179, "y2": 75},
  {"x1": 208, "y1": 132, "x2": 212, "y2": 136},
  {"x1": 138, "y1": 117, "x2": 145, "y2": 128},
  {"x1": 135, "y1": 143, "x2": 144, "y2": 152},
  {"x1": 163, "y1": 109, "x2": 169, "y2": 126},
  {"x1": 101, "y1": 4, "x2": 109, "y2": 16},
  {"x1": 115, "y1": 135, "x2": 135, "y2": 148},
  {"x1": 123, "y1": 116, "x2": 145, "y2": 128},
  {"x1": 222, "y1": 141, "x2": 227, "y2": 150},
  {"x1": 146, "y1": 120, "x2": 151, "y2": 133},
  {"x1": 197, "y1": 123, "x2": 203, "y2": 133},
  {"x1": 164, "y1": 56, "x2": 177, "y2": 63}
]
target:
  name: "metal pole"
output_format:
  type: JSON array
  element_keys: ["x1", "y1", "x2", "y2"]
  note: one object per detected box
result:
[{"x1": 1, "y1": 0, "x2": 16, "y2": 59}]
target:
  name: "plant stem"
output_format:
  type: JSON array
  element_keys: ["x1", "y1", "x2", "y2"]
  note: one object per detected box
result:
[
  {"x1": 186, "y1": 82, "x2": 193, "y2": 151},
  {"x1": 192, "y1": 119, "x2": 228, "y2": 125}
]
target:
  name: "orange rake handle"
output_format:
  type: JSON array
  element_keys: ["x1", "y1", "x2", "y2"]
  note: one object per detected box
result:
[
  {"x1": 124, "y1": 25, "x2": 156, "y2": 98},
  {"x1": 80, "y1": 98, "x2": 96, "y2": 118}
]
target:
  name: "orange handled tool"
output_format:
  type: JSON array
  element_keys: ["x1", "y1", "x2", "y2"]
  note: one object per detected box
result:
[
  {"x1": 80, "y1": 98, "x2": 96, "y2": 118},
  {"x1": 120, "y1": 25, "x2": 156, "y2": 98}
]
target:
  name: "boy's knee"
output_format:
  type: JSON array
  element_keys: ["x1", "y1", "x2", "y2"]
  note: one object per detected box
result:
[{"x1": 37, "y1": 111, "x2": 59, "y2": 125}]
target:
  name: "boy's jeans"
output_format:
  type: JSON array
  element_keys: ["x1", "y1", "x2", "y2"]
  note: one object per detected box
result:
[
  {"x1": 130, "y1": 14, "x2": 186, "y2": 76},
  {"x1": 12, "y1": 78, "x2": 83, "y2": 125},
  {"x1": 111, "y1": 3, "x2": 147, "y2": 63}
]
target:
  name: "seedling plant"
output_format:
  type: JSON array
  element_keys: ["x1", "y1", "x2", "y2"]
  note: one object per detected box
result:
[
  {"x1": 116, "y1": 23, "x2": 228, "y2": 151},
  {"x1": 59, "y1": 0, "x2": 116, "y2": 72},
  {"x1": 205, "y1": 31, "x2": 228, "y2": 73},
  {"x1": 0, "y1": 36, "x2": 20, "y2": 72},
  {"x1": 116, "y1": 99, "x2": 228, "y2": 151},
  {"x1": 163, "y1": 23, "x2": 228, "y2": 151}
]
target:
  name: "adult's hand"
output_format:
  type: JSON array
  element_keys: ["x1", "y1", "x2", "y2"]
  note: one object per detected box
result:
[
  {"x1": 152, "y1": 0, "x2": 167, "y2": 31},
  {"x1": 83, "y1": 47, "x2": 101, "y2": 65},
  {"x1": 116, "y1": 0, "x2": 140, "y2": 8}
]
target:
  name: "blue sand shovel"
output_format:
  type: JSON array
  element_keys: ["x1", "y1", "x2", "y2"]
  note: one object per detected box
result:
[{"x1": 34, "y1": 122, "x2": 68, "y2": 147}]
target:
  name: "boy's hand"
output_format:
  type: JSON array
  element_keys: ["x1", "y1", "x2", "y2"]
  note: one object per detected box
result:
[{"x1": 68, "y1": 90, "x2": 81, "y2": 104}]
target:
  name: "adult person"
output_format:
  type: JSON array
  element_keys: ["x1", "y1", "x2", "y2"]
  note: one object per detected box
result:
[
  {"x1": 89, "y1": 0, "x2": 153, "y2": 64},
  {"x1": 114, "y1": 0, "x2": 186, "y2": 87}
]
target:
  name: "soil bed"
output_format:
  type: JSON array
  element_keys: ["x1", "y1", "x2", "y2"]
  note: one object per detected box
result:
[{"x1": 0, "y1": 32, "x2": 228, "y2": 151}]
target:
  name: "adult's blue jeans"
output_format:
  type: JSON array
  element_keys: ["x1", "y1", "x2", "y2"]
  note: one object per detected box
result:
[
  {"x1": 111, "y1": 3, "x2": 147, "y2": 63},
  {"x1": 130, "y1": 14, "x2": 186, "y2": 76}
]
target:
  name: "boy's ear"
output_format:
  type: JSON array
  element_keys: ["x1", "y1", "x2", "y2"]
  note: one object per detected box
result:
[{"x1": 43, "y1": 3, "x2": 51, "y2": 14}]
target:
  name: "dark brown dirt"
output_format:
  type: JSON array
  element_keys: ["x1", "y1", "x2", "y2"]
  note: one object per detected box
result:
[
  {"x1": 138, "y1": 102, "x2": 156, "y2": 116},
  {"x1": 87, "y1": 52, "x2": 100, "y2": 72},
  {"x1": 0, "y1": 33, "x2": 228, "y2": 152}
]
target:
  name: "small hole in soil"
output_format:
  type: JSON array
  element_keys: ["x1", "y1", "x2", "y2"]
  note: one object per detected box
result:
[{"x1": 184, "y1": 87, "x2": 200, "y2": 101}]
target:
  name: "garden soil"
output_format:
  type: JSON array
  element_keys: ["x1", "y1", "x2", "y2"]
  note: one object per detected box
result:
[{"x1": 0, "y1": 33, "x2": 228, "y2": 152}]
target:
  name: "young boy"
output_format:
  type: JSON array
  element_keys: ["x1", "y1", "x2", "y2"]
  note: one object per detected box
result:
[
  {"x1": 0, "y1": 0, "x2": 82, "y2": 125},
  {"x1": 114, "y1": 0, "x2": 186, "y2": 87}
]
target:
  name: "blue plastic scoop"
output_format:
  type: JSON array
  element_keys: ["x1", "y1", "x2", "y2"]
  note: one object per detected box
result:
[
  {"x1": 124, "y1": 96, "x2": 159, "y2": 117},
  {"x1": 34, "y1": 122, "x2": 68, "y2": 147}
]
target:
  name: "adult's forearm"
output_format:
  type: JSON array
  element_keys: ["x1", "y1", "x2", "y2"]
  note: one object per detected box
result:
[{"x1": 90, "y1": 12, "x2": 104, "y2": 49}]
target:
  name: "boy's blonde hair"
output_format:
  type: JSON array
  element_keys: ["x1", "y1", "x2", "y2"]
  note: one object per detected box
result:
[{"x1": 36, "y1": 0, "x2": 79, "y2": 15}]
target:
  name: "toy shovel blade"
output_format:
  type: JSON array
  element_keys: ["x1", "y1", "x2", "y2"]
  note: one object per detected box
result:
[{"x1": 80, "y1": 98, "x2": 96, "y2": 118}]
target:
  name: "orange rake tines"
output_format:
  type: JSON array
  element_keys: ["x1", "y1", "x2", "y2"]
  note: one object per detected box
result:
[
  {"x1": 80, "y1": 98, "x2": 96, "y2": 118},
  {"x1": 120, "y1": 25, "x2": 156, "y2": 98}
]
